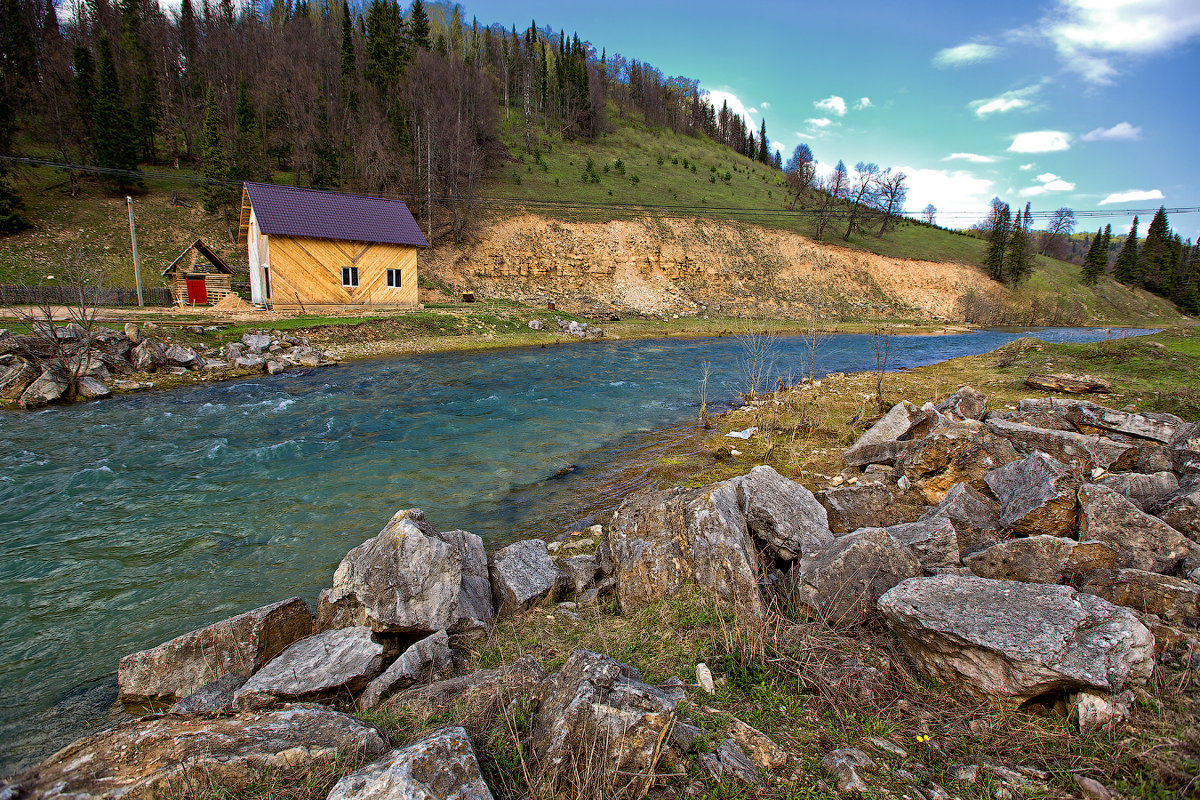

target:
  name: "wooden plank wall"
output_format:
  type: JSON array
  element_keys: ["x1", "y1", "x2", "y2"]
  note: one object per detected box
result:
[
  {"x1": 169, "y1": 273, "x2": 233, "y2": 305},
  {"x1": 268, "y1": 236, "x2": 419, "y2": 307}
]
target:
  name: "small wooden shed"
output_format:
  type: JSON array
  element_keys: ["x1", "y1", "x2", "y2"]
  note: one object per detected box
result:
[
  {"x1": 163, "y1": 239, "x2": 236, "y2": 305},
  {"x1": 238, "y1": 182, "x2": 428, "y2": 309}
]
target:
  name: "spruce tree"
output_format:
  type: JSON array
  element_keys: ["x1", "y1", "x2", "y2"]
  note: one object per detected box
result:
[
  {"x1": 1005, "y1": 205, "x2": 1030, "y2": 285},
  {"x1": 340, "y1": 0, "x2": 358, "y2": 113},
  {"x1": 758, "y1": 119, "x2": 769, "y2": 165},
  {"x1": 1140, "y1": 207, "x2": 1172, "y2": 296},
  {"x1": 0, "y1": 85, "x2": 28, "y2": 232},
  {"x1": 231, "y1": 78, "x2": 263, "y2": 182},
  {"x1": 93, "y1": 36, "x2": 141, "y2": 190},
  {"x1": 409, "y1": 0, "x2": 430, "y2": 50},
  {"x1": 983, "y1": 201, "x2": 1010, "y2": 282},
  {"x1": 71, "y1": 45, "x2": 96, "y2": 160},
  {"x1": 1081, "y1": 228, "x2": 1104, "y2": 286},
  {"x1": 200, "y1": 84, "x2": 231, "y2": 212},
  {"x1": 1112, "y1": 216, "x2": 1140, "y2": 285}
]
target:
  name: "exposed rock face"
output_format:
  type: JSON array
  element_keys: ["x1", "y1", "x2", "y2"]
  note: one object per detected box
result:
[
  {"x1": 234, "y1": 627, "x2": 386, "y2": 709},
  {"x1": 902, "y1": 422, "x2": 1020, "y2": 505},
  {"x1": 884, "y1": 517, "x2": 960, "y2": 571},
  {"x1": 316, "y1": 509, "x2": 462, "y2": 634},
  {"x1": 817, "y1": 482, "x2": 897, "y2": 533},
  {"x1": 1081, "y1": 569, "x2": 1200, "y2": 624},
  {"x1": 790, "y1": 528, "x2": 922, "y2": 626},
  {"x1": 605, "y1": 481, "x2": 763, "y2": 615},
  {"x1": 964, "y1": 536, "x2": 1117, "y2": 584},
  {"x1": 919, "y1": 482, "x2": 1004, "y2": 557},
  {"x1": 359, "y1": 630, "x2": 454, "y2": 708},
  {"x1": 843, "y1": 401, "x2": 927, "y2": 467},
  {"x1": 1153, "y1": 477, "x2": 1200, "y2": 541},
  {"x1": 732, "y1": 465, "x2": 832, "y2": 560},
  {"x1": 440, "y1": 529, "x2": 494, "y2": 635},
  {"x1": 985, "y1": 418, "x2": 1135, "y2": 472},
  {"x1": 1100, "y1": 471, "x2": 1180, "y2": 512},
  {"x1": 327, "y1": 727, "x2": 493, "y2": 800},
  {"x1": 936, "y1": 385, "x2": 988, "y2": 422},
  {"x1": 169, "y1": 674, "x2": 247, "y2": 714},
  {"x1": 531, "y1": 650, "x2": 684, "y2": 795},
  {"x1": 118, "y1": 597, "x2": 313, "y2": 706},
  {"x1": 489, "y1": 539, "x2": 567, "y2": 616},
  {"x1": 1077, "y1": 484, "x2": 1197, "y2": 574},
  {"x1": 18, "y1": 365, "x2": 70, "y2": 408},
  {"x1": 878, "y1": 575, "x2": 1156, "y2": 703},
  {"x1": 2, "y1": 704, "x2": 386, "y2": 800},
  {"x1": 983, "y1": 451, "x2": 1078, "y2": 536}
]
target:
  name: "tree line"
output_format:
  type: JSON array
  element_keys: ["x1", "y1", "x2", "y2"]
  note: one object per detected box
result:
[{"x1": 781, "y1": 145, "x2": 909, "y2": 242}]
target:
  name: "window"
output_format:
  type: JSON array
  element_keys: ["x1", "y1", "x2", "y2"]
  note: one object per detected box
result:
[
  {"x1": 386, "y1": 269, "x2": 402, "y2": 288},
  {"x1": 341, "y1": 266, "x2": 358, "y2": 287}
]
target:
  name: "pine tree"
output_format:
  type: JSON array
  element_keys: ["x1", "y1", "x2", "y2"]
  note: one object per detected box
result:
[
  {"x1": 1005, "y1": 205, "x2": 1030, "y2": 285},
  {"x1": 409, "y1": 0, "x2": 430, "y2": 50},
  {"x1": 1081, "y1": 227, "x2": 1104, "y2": 286},
  {"x1": 339, "y1": 0, "x2": 358, "y2": 113},
  {"x1": 71, "y1": 44, "x2": 97, "y2": 159},
  {"x1": 1140, "y1": 207, "x2": 1172, "y2": 295},
  {"x1": 2, "y1": 0, "x2": 38, "y2": 109},
  {"x1": 983, "y1": 199, "x2": 1010, "y2": 282},
  {"x1": 231, "y1": 78, "x2": 263, "y2": 182},
  {"x1": 758, "y1": 119, "x2": 769, "y2": 165},
  {"x1": 93, "y1": 36, "x2": 141, "y2": 189},
  {"x1": 0, "y1": 83, "x2": 28, "y2": 232},
  {"x1": 200, "y1": 84, "x2": 231, "y2": 212},
  {"x1": 1112, "y1": 216, "x2": 1140, "y2": 284}
]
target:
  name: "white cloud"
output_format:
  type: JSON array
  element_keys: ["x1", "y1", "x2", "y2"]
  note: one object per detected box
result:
[
  {"x1": 771, "y1": 141, "x2": 786, "y2": 153},
  {"x1": 760, "y1": 101, "x2": 771, "y2": 109},
  {"x1": 805, "y1": 118, "x2": 835, "y2": 129},
  {"x1": 747, "y1": 107, "x2": 759, "y2": 114},
  {"x1": 1019, "y1": 172, "x2": 1076, "y2": 196},
  {"x1": 898, "y1": 166, "x2": 996, "y2": 219},
  {"x1": 703, "y1": 89, "x2": 758, "y2": 127},
  {"x1": 1080, "y1": 121, "x2": 1142, "y2": 142},
  {"x1": 934, "y1": 42, "x2": 1001, "y2": 67},
  {"x1": 814, "y1": 96, "x2": 847, "y2": 117},
  {"x1": 1009, "y1": 131, "x2": 1071, "y2": 153},
  {"x1": 944, "y1": 153, "x2": 998, "y2": 163},
  {"x1": 1045, "y1": 0, "x2": 1200, "y2": 84},
  {"x1": 1099, "y1": 189, "x2": 1165, "y2": 205},
  {"x1": 1020, "y1": 163, "x2": 1035, "y2": 170},
  {"x1": 968, "y1": 84, "x2": 1041, "y2": 117},
  {"x1": 855, "y1": 97, "x2": 872, "y2": 110}
]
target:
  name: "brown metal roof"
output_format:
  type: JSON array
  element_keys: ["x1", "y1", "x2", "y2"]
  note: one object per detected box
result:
[{"x1": 242, "y1": 182, "x2": 429, "y2": 247}]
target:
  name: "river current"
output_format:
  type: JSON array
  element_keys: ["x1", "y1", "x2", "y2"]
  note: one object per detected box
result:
[{"x1": 0, "y1": 327, "x2": 1143, "y2": 772}]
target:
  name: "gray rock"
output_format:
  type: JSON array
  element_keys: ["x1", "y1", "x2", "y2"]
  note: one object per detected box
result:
[
  {"x1": 878, "y1": 575, "x2": 1155, "y2": 702},
  {"x1": 605, "y1": 481, "x2": 762, "y2": 616},
  {"x1": 266, "y1": 360, "x2": 284, "y2": 375},
  {"x1": 298, "y1": 351, "x2": 323, "y2": 367},
  {"x1": 1078, "y1": 484, "x2": 1197, "y2": 574},
  {"x1": 234, "y1": 626, "x2": 386, "y2": 709},
  {"x1": 326, "y1": 726, "x2": 493, "y2": 800},
  {"x1": 383, "y1": 655, "x2": 545, "y2": 712},
  {"x1": 983, "y1": 451, "x2": 1078, "y2": 536},
  {"x1": 18, "y1": 365, "x2": 69, "y2": 408},
  {"x1": 76, "y1": 375, "x2": 111, "y2": 399},
  {"x1": 316, "y1": 509, "x2": 462, "y2": 634},
  {"x1": 130, "y1": 339, "x2": 165, "y2": 371},
  {"x1": 163, "y1": 344, "x2": 198, "y2": 367},
  {"x1": 242, "y1": 333, "x2": 272, "y2": 353},
  {"x1": 1069, "y1": 691, "x2": 1132, "y2": 735},
  {"x1": 2, "y1": 704, "x2": 385, "y2": 800},
  {"x1": 113, "y1": 379, "x2": 153, "y2": 391},
  {"x1": 440, "y1": 529, "x2": 494, "y2": 635},
  {"x1": 1060, "y1": 401, "x2": 1183, "y2": 443},
  {"x1": 531, "y1": 649, "x2": 684, "y2": 795},
  {"x1": 489, "y1": 539, "x2": 567, "y2": 616},
  {"x1": 844, "y1": 401, "x2": 927, "y2": 466},
  {"x1": 732, "y1": 464, "x2": 833, "y2": 560},
  {"x1": 822, "y1": 748, "x2": 874, "y2": 794},
  {"x1": 0, "y1": 355, "x2": 38, "y2": 400},
  {"x1": 817, "y1": 482, "x2": 897, "y2": 533},
  {"x1": 124, "y1": 322, "x2": 140, "y2": 342},
  {"x1": 1100, "y1": 471, "x2": 1180, "y2": 512},
  {"x1": 936, "y1": 385, "x2": 988, "y2": 422},
  {"x1": 986, "y1": 418, "x2": 1136, "y2": 472},
  {"x1": 169, "y1": 673, "x2": 247, "y2": 714},
  {"x1": 528, "y1": 319, "x2": 545, "y2": 331},
  {"x1": 358, "y1": 631, "x2": 453, "y2": 708},
  {"x1": 965, "y1": 536, "x2": 1117, "y2": 584},
  {"x1": 902, "y1": 421, "x2": 1021, "y2": 505},
  {"x1": 118, "y1": 597, "x2": 313, "y2": 707},
  {"x1": 702, "y1": 739, "x2": 760, "y2": 784},
  {"x1": 234, "y1": 354, "x2": 266, "y2": 370},
  {"x1": 790, "y1": 527, "x2": 922, "y2": 626},
  {"x1": 1152, "y1": 477, "x2": 1200, "y2": 542},
  {"x1": 1081, "y1": 568, "x2": 1200, "y2": 624},
  {"x1": 1169, "y1": 422, "x2": 1200, "y2": 474},
  {"x1": 919, "y1": 482, "x2": 1004, "y2": 557},
  {"x1": 560, "y1": 554, "x2": 599, "y2": 595},
  {"x1": 884, "y1": 517, "x2": 960, "y2": 571},
  {"x1": 225, "y1": 342, "x2": 245, "y2": 360}
]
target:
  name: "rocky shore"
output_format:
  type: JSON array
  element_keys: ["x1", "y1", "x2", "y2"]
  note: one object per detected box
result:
[{"x1": 3, "y1": 386, "x2": 1199, "y2": 798}]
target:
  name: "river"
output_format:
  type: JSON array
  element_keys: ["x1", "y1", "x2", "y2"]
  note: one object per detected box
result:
[{"x1": 0, "y1": 326, "x2": 1144, "y2": 773}]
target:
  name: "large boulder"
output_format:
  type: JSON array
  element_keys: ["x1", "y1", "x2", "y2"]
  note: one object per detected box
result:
[
  {"x1": 18, "y1": 365, "x2": 70, "y2": 408},
  {"x1": 731, "y1": 465, "x2": 833, "y2": 560},
  {"x1": 936, "y1": 385, "x2": 988, "y2": 422},
  {"x1": 163, "y1": 344, "x2": 199, "y2": 368},
  {"x1": 130, "y1": 339, "x2": 165, "y2": 371},
  {"x1": 1077, "y1": 484, "x2": 1197, "y2": 574},
  {"x1": 884, "y1": 517, "x2": 960, "y2": 571},
  {"x1": 1152, "y1": 477, "x2": 1200, "y2": 542},
  {"x1": 843, "y1": 401, "x2": 927, "y2": 467},
  {"x1": 1081, "y1": 569, "x2": 1200, "y2": 625},
  {"x1": 918, "y1": 482, "x2": 1004, "y2": 558},
  {"x1": 604, "y1": 481, "x2": 762, "y2": 615},
  {"x1": 0, "y1": 355, "x2": 38, "y2": 400},
  {"x1": 964, "y1": 536, "x2": 1117, "y2": 584},
  {"x1": 985, "y1": 419, "x2": 1136, "y2": 472},
  {"x1": 878, "y1": 575, "x2": 1156, "y2": 703},
  {"x1": 441, "y1": 529, "x2": 494, "y2": 635},
  {"x1": 326, "y1": 727, "x2": 493, "y2": 800},
  {"x1": 489, "y1": 539, "x2": 568, "y2": 616},
  {"x1": 1, "y1": 704, "x2": 385, "y2": 800},
  {"x1": 1100, "y1": 471, "x2": 1180, "y2": 513},
  {"x1": 817, "y1": 482, "x2": 898, "y2": 533},
  {"x1": 983, "y1": 451, "x2": 1078, "y2": 536},
  {"x1": 530, "y1": 650, "x2": 684, "y2": 795},
  {"x1": 118, "y1": 597, "x2": 313, "y2": 707},
  {"x1": 76, "y1": 375, "x2": 111, "y2": 399},
  {"x1": 1057, "y1": 400, "x2": 1183, "y2": 443},
  {"x1": 242, "y1": 332, "x2": 272, "y2": 353},
  {"x1": 789, "y1": 528, "x2": 922, "y2": 626},
  {"x1": 902, "y1": 421, "x2": 1020, "y2": 504},
  {"x1": 316, "y1": 509, "x2": 462, "y2": 634},
  {"x1": 234, "y1": 626, "x2": 386, "y2": 709},
  {"x1": 359, "y1": 630, "x2": 453, "y2": 709}
]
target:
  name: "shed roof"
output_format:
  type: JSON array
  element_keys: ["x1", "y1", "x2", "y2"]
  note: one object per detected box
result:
[
  {"x1": 162, "y1": 238, "x2": 235, "y2": 277},
  {"x1": 240, "y1": 182, "x2": 428, "y2": 248}
]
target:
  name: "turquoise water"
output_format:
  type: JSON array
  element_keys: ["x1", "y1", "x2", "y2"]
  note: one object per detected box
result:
[{"x1": 0, "y1": 327, "x2": 1142, "y2": 772}]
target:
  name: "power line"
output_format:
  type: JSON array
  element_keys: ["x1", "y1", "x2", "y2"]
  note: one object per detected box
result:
[{"x1": 4, "y1": 154, "x2": 1197, "y2": 224}]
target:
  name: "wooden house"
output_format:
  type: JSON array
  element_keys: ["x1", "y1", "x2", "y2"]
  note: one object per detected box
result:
[
  {"x1": 163, "y1": 239, "x2": 236, "y2": 305},
  {"x1": 238, "y1": 182, "x2": 428, "y2": 309}
]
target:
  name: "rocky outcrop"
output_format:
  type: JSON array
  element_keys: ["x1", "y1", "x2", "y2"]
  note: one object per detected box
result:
[
  {"x1": 984, "y1": 451, "x2": 1078, "y2": 536},
  {"x1": 790, "y1": 527, "x2": 922, "y2": 626},
  {"x1": 233, "y1": 626, "x2": 386, "y2": 709},
  {"x1": 732, "y1": 465, "x2": 833, "y2": 560},
  {"x1": 327, "y1": 727, "x2": 493, "y2": 800},
  {"x1": 359, "y1": 630, "x2": 454, "y2": 708},
  {"x1": 2, "y1": 704, "x2": 385, "y2": 800},
  {"x1": 1077, "y1": 484, "x2": 1197, "y2": 574},
  {"x1": 117, "y1": 597, "x2": 313, "y2": 706},
  {"x1": 878, "y1": 575, "x2": 1155, "y2": 702},
  {"x1": 316, "y1": 509, "x2": 462, "y2": 634}
]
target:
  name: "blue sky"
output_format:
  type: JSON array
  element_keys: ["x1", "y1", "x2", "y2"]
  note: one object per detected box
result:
[{"x1": 458, "y1": 0, "x2": 1200, "y2": 239}]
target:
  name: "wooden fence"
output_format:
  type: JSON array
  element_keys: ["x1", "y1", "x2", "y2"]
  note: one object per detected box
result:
[{"x1": 0, "y1": 285, "x2": 173, "y2": 307}]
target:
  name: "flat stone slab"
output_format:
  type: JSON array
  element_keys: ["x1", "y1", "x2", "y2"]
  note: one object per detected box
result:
[
  {"x1": 234, "y1": 626, "x2": 386, "y2": 709},
  {"x1": 359, "y1": 630, "x2": 453, "y2": 709},
  {"x1": 327, "y1": 726, "x2": 493, "y2": 800}
]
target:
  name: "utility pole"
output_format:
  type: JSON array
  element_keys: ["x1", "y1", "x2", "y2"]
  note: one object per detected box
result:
[{"x1": 127, "y1": 196, "x2": 144, "y2": 307}]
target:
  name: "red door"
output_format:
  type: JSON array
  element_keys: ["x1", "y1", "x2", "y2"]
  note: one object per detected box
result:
[{"x1": 185, "y1": 277, "x2": 208, "y2": 305}]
